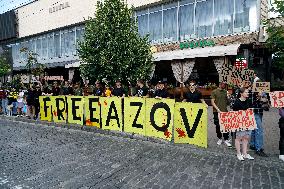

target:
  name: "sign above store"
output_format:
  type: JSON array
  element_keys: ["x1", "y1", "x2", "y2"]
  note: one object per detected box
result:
[
  {"x1": 180, "y1": 39, "x2": 215, "y2": 50},
  {"x1": 49, "y1": 2, "x2": 70, "y2": 14}
]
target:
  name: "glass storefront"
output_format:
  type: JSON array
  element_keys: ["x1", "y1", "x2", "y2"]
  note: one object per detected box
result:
[
  {"x1": 136, "y1": 0, "x2": 258, "y2": 44},
  {"x1": 10, "y1": 25, "x2": 85, "y2": 66}
]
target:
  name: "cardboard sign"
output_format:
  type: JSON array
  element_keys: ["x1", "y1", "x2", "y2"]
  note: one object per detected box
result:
[
  {"x1": 85, "y1": 96, "x2": 100, "y2": 128},
  {"x1": 100, "y1": 97, "x2": 122, "y2": 132},
  {"x1": 174, "y1": 102, "x2": 207, "y2": 148},
  {"x1": 252, "y1": 82, "x2": 270, "y2": 93},
  {"x1": 67, "y1": 96, "x2": 84, "y2": 125},
  {"x1": 270, "y1": 91, "x2": 284, "y2": 108},
  {"x1": 51, "y1": 96, "x2": 67, "y2": 123},
  {"x1": 145, "y1": 98, "x2": 175, "y2": 141},
  {"x1": 219, "y1": 64, "x2": 254, "y2": 86},
  {"x1": 124, "y1": 97, "x2": 146, "y2": 136},
  {"x1": 39, "y1": 96, "x2": 52, "y2": 122},
  {"x1": 219, "y1": 109, "x2": 257, "y2": 133}
]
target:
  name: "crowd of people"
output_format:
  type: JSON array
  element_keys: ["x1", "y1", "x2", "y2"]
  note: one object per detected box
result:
[{"x1": 0, "y1": 77, "x2": 276, "y2": 161}]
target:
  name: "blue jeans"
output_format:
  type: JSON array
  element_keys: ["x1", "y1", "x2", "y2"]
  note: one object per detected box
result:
[
  {"x1": 250, "y1": 113, "x2": 263, "y2": 151},
  {"x1": 1, "y1": 98, "x2": 8, "y2": 115}
]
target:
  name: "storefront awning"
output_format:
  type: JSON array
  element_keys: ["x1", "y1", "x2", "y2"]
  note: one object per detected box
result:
[
  {"x1": 153, "y1": 44, "x2": 240, "y2": 61},
  {"x1": 65, "y1": 61, "x2": 82, "y2": 68}
]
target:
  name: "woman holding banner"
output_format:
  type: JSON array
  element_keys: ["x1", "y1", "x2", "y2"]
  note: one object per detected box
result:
[{"x1": 232, "y1": 87, "x2": 254, "y2": 161}]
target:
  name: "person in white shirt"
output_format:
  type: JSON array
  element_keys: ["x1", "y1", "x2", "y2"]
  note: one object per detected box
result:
[
  {"x1": 253, "y1": 73, "x2": 260, "y2": 83},
  {"x1": 17, "y1": 89, "x2": 25, "y2": 116}
]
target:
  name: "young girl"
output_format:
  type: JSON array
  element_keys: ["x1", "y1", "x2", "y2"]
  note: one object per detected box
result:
[{"x1": 232, "y1": 87, "x2": 254, "y2": 161}]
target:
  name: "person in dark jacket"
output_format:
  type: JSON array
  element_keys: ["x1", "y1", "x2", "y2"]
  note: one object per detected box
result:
[
  {"x1": 34, "y1": 85, "x2": 42, "y2": 119},
  {"x1": 112, "y1": 80, "x2": 125, "y2": 97},
  {"x1": 154, "y1": 81, "x2": 168, "y2": 99},
  {"x1": 232, "y1": 87, "x2": 254, "y2": 161},
  {"x1": 26, "y1": 85, "x2": 36, "y2": 119}
]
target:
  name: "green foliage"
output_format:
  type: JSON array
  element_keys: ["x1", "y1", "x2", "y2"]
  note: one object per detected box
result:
[
  {"x1": 0, "y1": 55, "x2": 10, "y2": 77},
  {"x1": 78, "y1": 0, "x2": 153, "y2": 85},
  {"x1": 266, "y1": 1, "x2": 284, "y2": 72},
  {"x1": 20, "y1": 47, "x2": 45, "y2": 77}
]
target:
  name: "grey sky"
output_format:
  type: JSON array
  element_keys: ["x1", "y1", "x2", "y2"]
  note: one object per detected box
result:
[{"x1": 0, "y1": 0, "x2": 35, "y2": 14}]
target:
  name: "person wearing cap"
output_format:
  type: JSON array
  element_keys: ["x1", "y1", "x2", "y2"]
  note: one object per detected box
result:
[
  {"x1": 112, "y1": 80, "x2": 125, "y2": 97},
  {"x1": 183, "y1": 81, "x2": 208, "y2": 107},
  {"x1": 211, "y1": 82, "x2": 232, "y2": 147},
  {"x1": 154, "y1": 81, "x2": 168, "y2": 99}
]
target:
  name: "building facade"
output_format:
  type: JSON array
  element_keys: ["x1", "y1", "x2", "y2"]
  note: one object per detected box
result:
[{"x1": 0, "y1": 0, "x2": 272, "y2": 86}]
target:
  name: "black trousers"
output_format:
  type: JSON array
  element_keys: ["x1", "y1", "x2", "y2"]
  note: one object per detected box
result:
[
  {"x1": 213, "y1": 112, "x2": 229, "y2": 140},
  {"x1": 279, "y1": 118, "x2": 284, "y2": 155}
]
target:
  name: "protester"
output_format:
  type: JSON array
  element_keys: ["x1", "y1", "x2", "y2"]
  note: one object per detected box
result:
[
  {"x1": 94, "y1": 81, "x2": 104, "y2": 96},
  {"x1": 61, "y1": 81, "x2": 73, "y2": 95},
  {"x1": 104, "y1": 86, "x2": 112, "y2": 97},
  {"x1": 232, "y1": 87, "x2": 254, "y2": 161},
  {"x1": 9, "y1": 88, "x2": 18, "y2": 116},
  {"x1": 279, "y1": 108, "x2": 284, "y2": 162},
  {"x1": 17, "y1": 88, "x2": 25, "y2": 117},
  {"x1": 52, "y1": 81, "x2": 61, "y2": 96},
  {"x1": 211, "y1": 82, "x2": 232, "y2": 147},
  {"x1": 154, "y1": 81, "x2": 168, "y2": 99},
  {"x1": 83, "y1": 83, "x2": 93, "y2": 96},
  {"x1": 26, "y1": 85, "x2": 35, "y2": 119},
  {"x1": 34, "y1": 85, "x2": 42, "y2": 120},
  {"x1": 248, "y1": 90, "x2": 268, "y2": 157},
  {"x1": 253, "y1": 73, "x2": 260, "y2": 83},
  {"x1": 136, "y1": 80, "x2": 148, "y2": 97},
  {"x1": 73, "y1": 83, "x2": 83, "y2": 96},
  {"x1": 0, "y1": 87, "x2": 8, "y2": 115},
  {"x1": 183, "y1": 81, "x2": 208, "y2": 107},
  {"x1": 112, "y1": 80, "x2": 125, "y2": 97}
]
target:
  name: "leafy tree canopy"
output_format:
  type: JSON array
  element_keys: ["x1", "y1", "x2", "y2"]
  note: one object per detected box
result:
[
  {"x1": 78, "y1": 0, "x2": 153, "y2": 85},
  {"x1": 0, "y1": 53, "x2": 11, "y2": 77}
]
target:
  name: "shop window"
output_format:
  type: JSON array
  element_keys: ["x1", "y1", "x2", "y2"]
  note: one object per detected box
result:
[
  {"x1": 47, "y1": 34, "x2": 54, "y2": 59},
  {"x1": 36, "y1": 37, "x2": 42, "y2": 58},
  {"x1": 137, "y1": 14, "x2": 148, "y2": 37},
  {"x1": 195, "y1": 0, "x2": 213, "y2": 38},
  {"x1": 149, "y1": 6, "x2": 162, "y2": 44},
  {"x1": 234, "y1": 0, "x2": 257, "y2": 33},
  {"x1": 179, "y1": 2, "x2": 195, "y2": 41},
  {"x1": 214, "y1": 0, "x2": 234, "y2": 36},
  {"x1": 68, "y1": 28, "x2": 76, "y2": 56},
  {"x1": 54, "y1": 31, "x2": 60, "y2": 57},
  {"x1": 163, "y1": 4, "x2": 178, "y2": 43},
  {"x1": 41, "y1": 36, "x2": 48, "y2": 59}
]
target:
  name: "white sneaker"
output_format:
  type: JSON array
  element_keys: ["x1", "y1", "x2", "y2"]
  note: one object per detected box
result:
[
  {"x1": 279, "y1": 155, "x2": 284, "y2": 161},
  {"x1": 217, "y1": 139, "x2": 222, "y2": 145},
  {"x1": 243, "y1": 154, "x2": 254, "y2": 160},
  {"x1": 237, "y1": 154, "x2": 244, "y2": 161},
  {"x1": 224, "y1": 140, "x2": 232, "y2": 147}
]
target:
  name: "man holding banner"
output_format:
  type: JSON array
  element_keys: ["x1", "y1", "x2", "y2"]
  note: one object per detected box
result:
[{"x1": 211, "y1": 82, "x2": 232, "y2": 147}]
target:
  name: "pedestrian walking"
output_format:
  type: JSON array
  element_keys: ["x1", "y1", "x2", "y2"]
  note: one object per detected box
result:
[{"x1": 211, "y1": 82, "x2": 232, "y2": 147}]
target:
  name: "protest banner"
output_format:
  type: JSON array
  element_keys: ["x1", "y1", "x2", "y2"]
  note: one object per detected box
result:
[
  {"x1": 124, "y1": 97, "x2": 146, "y2": 135},
  {"x1": 51, "y1": 96, "x2": 67, "y2": 123},
  {"x1": 270, "y1": 91, "x2": 284, "y2": 108},
  {"x1": 100, "y1": 97, "x2": 122, "y2": 131},
  {"x1": 219, "y1": 109, "x2": 257, "y2": 133},
  {"x1": 39, "y1": 96, "x2": 52, "y2": 122},
  {"x1": 219, "y1": 63, "x2": 254, "y2": 86},
  {"x1": 145, "y1": 98, "x2": 175, "y2": 141},
  {"x1": 67, "y1": 96, "x2": 84, "y2": 125},
  {"x1": 174, "y1": 102, "x2": 207, "y2": 148},
  {"x1": 85, "y1": 96, "x2": 101, "y2": 127},
  {"x1": 252, "y1": 82, "x2": 270, "y2": 93}
]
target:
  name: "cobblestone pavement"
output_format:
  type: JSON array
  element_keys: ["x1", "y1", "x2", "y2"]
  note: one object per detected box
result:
[{"x1": 0, "y1": 116, "x2": 284, "y2": 189}]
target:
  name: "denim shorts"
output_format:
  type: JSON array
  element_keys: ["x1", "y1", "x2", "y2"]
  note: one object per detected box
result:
[{"x1": 236, "y1": 130, "x2": 252, "y2": 137}]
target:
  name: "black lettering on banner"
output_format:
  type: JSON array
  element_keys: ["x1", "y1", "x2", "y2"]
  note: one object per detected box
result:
[
  {"x1": 150, "y1": 103, "x2": 171, "y2": 132},
  {"x1": 43, "y1": 97, "x2": 51, "y2": 117},
  {"x1": 130, "y1": 102, "x2": 143, "y2": 128},
  {"x1": 56, "y1": 98, "x2": 65, "y2": 120},
  {"x1": 71, "y1": 98, "x2": 82, "y2": 121},
  {"x1": 180, "y1": 108, "x2": 203, "y2": 138},
  {"x1": 89, "y1": 98, "x2": 100, "y2": 123},
  {"x1": 106, "y1": 101, "x2": 120, "y2": 127}
]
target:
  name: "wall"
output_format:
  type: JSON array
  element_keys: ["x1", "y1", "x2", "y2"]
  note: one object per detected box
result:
[
  {"x1": 127, "y1": 0, "x2": 163, "y2": 8},
  {"x1": 17, "y1": 0, "x2": 97, "y2": 38},
  {"x1": 0, "y1": 11, "x2": 17, "y2": 41}
]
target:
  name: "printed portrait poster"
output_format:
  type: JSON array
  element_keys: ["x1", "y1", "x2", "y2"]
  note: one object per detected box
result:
[
  {"x1": 145, "y1": 98, "x2": 175, "y2": 141},
  {"x1": 174, "y1": 102, "x2": 207, "y2": 148},
  {"x1": 252, "y1": 82, "x2": 270, "y2": 93},
  {"x1": 85, "y1": 96, "x2": 100, "y2": 128},
  {"x1": 124, "y1": 97, "x2": 146, "y2": 136},
  {"x1": 51, "y1": 96, "x2": 67, "y2": 123},
  {"x1": 219, "y1": 109, "x2": 257, "y2": 133},
  {"x1": 270, "y1": 91, "x2": 284, "y2": 108},
  {"x1": 100, "y1": 97, "x2": 122, "y2": 132},
  {"x1": 39, "y1": 96, "x2": 52, "y2": 122},
  {"x1": 67, "y1": 96, "x2": 84, "y2": 125}
]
